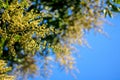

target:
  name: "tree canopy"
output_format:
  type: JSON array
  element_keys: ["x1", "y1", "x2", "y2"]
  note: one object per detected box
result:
[{"x1": 0, "y1": 0, "x2": 120, "y2": 80}]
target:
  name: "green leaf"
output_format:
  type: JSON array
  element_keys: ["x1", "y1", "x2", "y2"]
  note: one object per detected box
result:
[
  {"x1": 103, "y1": 9, "x2": 107, "y2": 17},
  {"x1": 111, "y1": 4, "x2": 120, "y2": 12},
  {"x1": 14, "y1": 35, "x2": 21, "y2": 41},
  {"x1": 108, "y1": 9, "x2": 113, "y2": 18},
  {"x1": 113, "y1": 0, "x2": 120, "y2": 4},
  {"x1": 0, "y1": 38, "x2": 5, "y2": 57}
]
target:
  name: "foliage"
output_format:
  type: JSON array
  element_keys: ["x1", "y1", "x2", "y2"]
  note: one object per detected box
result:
[
  {"x1": 0, "y1": 0, "x2": 120, "y2": 79},
  {"x1": 0, "y1": 60, "x2": 14, "y2": 80},
  {"x1": 103, "y1": 0, "x2": 120, "y2": 17}
]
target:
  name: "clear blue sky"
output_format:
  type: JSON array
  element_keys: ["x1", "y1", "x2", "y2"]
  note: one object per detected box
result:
[{"x1": 31, "y1": 14, "x2": 120, "y2": 80}]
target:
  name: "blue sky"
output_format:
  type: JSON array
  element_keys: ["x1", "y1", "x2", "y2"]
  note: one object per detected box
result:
[{"x1": 31, "y1": 14, "x2": 120, "y2": 80}]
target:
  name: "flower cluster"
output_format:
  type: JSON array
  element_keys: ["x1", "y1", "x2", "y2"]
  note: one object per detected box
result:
[{"x1": 0, "y1": 60, "x2": 14, "y2": 80}]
